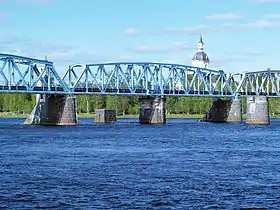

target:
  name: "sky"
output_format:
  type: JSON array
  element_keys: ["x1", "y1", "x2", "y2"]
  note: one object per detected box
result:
[{"x1": 0, "y1": 0, "x2": 280, "y2": 74}]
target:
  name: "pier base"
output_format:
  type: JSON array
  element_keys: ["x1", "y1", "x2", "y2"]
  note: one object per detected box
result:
[
  {"x1": 201, "y1": 98, "x2": 242, "y2": 123},
  {"x1": 246, "y1": 96, "x2": 269, "y2": 125},
  {"x1": 94, "y1": 109, "x2": 116, "y2": 123},
  {"x1": 139, "y1": 96, "x2": 166, "y2": 124},
  {"x1": 24, "y1": 94, "x2": 77, "y2": 126}
]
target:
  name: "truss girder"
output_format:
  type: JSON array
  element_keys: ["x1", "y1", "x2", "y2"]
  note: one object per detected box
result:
[
  {"x1": 64, "y1": 62, "x2": 232, "y2": 96},
  {"x1": 229, "y1": 70, "x2": 280, "y2": 97},
  {"x1": 0, "y1": 53, "x2": 69, "y2": 94},
  {"x1": 1, "y1": 53, "x2": 280, "y2": 97}
]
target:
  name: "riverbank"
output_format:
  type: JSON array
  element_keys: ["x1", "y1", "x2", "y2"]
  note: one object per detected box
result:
[
  {"x1": 81, "y1": 113, "x2": 205, "y2": 119},
  {"x1": 1, "y1": 112, "x2": 280, "y2": 119},
  {"x1": 0, "y1": 112, "x2": 204, "y2": 119}
]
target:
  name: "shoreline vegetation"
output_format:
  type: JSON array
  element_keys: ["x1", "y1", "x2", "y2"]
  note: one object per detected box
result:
[
  {"x1": 0, "y1": 112, "x2": 205, "y2": 119},
  {"x1": 1, "y1": 94, "x2": 280, "y2": 119},
  {"x1": 1, "y1": 112, "x2": 280, "y2": 119}
]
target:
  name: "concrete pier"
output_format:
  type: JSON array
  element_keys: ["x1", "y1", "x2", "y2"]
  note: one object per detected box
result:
[
  {"x1": 227, "y1": 98, "x2": 243, "y2": 123},
  {"x1": 94, "y1": 109, "x2": 116, "y2": 123},
  {"x1": 139, "y1": 96, "x2": 166, "y2": 124},
  {"x1": 246, "y1": 96, "x2": 269, "y2": 125},
  {"x1": 201, "y1": 98, "x2": 242, "y2": 123},
  {"x1": 24, "y1": 94, "x2": 77, "y2": 125}
]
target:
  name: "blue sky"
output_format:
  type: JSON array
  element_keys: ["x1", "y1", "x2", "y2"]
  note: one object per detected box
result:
[{"x1": 0, "y1": 0, "x2": 280, "y2": 74}]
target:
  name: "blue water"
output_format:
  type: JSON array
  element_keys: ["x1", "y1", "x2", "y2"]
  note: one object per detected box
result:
[{"x1": 0, "y1": 118, "x2": 280, "y2": 209}]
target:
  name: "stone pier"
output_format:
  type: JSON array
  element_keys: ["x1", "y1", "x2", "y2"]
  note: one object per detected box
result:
[
  {"x1": 246, "y1": 96, "x2": 269, "y2": 125},
  {"x1": 94, "y1": 109, "x2": 116, "y2": 123},
  {"x1": 139, "y1": 96, "x2": 166, "y2": 124},
  {"x1": 201, "y1": 98, "x2": 242, "y2": 123},
  {"x1": 24, "y1": 94, "x2": 77, "y2": 125}
]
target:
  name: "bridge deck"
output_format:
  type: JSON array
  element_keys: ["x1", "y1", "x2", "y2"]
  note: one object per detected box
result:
[{"x1": 0, "y1": 85, "x2": 275, "y2": 97}]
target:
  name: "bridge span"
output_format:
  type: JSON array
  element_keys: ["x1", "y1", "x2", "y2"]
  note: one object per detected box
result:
[
  {"x1": 0, "y1": 53, "x2": 277, "y2": 125},
  {"x1": 1, "y1": 53, "x2": 280, "y2": 97}
]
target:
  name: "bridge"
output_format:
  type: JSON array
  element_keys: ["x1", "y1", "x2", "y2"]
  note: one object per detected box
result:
[
  {"x1": 1, "y1": 53, "x2": 280, "y2": 97},
  {"x1": 0, "y1": 53, "x2": 277, "y2": 125}
]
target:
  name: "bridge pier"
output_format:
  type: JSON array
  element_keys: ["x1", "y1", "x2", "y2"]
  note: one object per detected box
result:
[
  {"x1": 24, "y1": 94, "x2": 77, "y2": 126},
  {"x1": 246, "y1": 96, "x2": 269, "y2": 125},
  {"x1": 201, "y1": 98, "x2": 242, "y2": 123},
  {"x1": 139, "y1": 96, "x2": 166, "y2": 124},
  {"x1": 94, "y1": 109, "x2": 116, "y2": 123}
]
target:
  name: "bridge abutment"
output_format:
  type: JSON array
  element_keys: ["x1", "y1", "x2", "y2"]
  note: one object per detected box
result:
[
  {"x1": 246, "y1": 96, "x2": 270, "y2": 125},
  {"x1": 201, "y1": 98, "x2": 242, "y2": 123},
  {"x1": 139, "y1": 96, "x2": 166, "y2": 124},
  {"x1": 24, "y1": 94, "x2": 77, "y2": 126}
]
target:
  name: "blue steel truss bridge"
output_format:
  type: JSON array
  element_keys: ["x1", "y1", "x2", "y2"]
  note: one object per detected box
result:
[{"x1": 0, "y1": 53, "x2": 279, "y2": 98}]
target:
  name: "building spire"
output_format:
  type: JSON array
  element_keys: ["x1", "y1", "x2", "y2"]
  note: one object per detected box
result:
[
  {"x1": 192, "y1": 35, "x2": 210, "y2": 68},
  {"x1": 197, "y1": 34, "x2": 204, "y2": 52},
  {"x1": 199, "y1": 34, "x2": 204, "y2": 45}
]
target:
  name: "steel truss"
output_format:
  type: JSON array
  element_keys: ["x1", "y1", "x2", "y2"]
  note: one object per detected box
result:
[
  {"x1": 62, "y1": 62, "x2": 233, "y2": 96},
  {"x1": 227, "y1": 69, "x2": 280, "y2": 97},
  {"x1": 0, "y1": 53, "x2": 69, "y2": 94},
  {"x1": 1, "y1": 53, "x2": 280, "y2": 97}
]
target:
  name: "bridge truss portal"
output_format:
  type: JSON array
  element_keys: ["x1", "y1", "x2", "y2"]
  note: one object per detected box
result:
[{"x1": 0, "y1": 53, "x2": 68, "y2": 94}]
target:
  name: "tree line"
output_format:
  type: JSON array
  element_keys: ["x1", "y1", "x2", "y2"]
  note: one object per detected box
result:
[{"x1": 0, "y1": 93, "x2": 280, "y2": 116}]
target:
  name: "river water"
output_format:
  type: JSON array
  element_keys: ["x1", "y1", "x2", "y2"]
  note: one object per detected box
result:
[{"x1": 0, "y1": 118, "x2": 280, "y2": 209}]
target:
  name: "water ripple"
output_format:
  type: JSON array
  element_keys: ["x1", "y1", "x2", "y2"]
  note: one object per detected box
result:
[{"x1": 0, "y1": 118, "x2": 280, "y2": 209}]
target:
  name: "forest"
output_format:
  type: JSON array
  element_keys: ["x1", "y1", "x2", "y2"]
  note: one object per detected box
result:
[{"x1": 0, "y1": 93, "x2": 280, "y2": 117}]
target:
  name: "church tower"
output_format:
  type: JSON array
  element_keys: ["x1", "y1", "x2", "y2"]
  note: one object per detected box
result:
[{"x1": 191, "y1": 35, "x2": 210, "y2": 68}]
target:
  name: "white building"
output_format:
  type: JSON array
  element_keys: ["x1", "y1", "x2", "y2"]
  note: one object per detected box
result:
[
  {"x1": 173, "y1": 35, "x2": 211, "y2": 90},
  {"x1": 191, "y1": 35, "x2": 210, "y2": 68}
]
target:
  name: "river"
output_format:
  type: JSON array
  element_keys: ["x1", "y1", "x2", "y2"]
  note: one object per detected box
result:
[{"x1": 0, "y1": 118, "x2": 279, "y2": 209}]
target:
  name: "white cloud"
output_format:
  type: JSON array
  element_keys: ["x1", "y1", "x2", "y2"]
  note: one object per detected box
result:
[
  {"x1": 16, "y1": 0, "x2": 51, "y2": 4},
  {"x1": 164, "y1": 25, "x2": 216, "y2": 34},
  {"x1": 133, "y1": 42, "x2": 191, "y2": 53},
  {"x1": 0, "y1": 13, "x2": 8, "y2": 23},
  {"x1": 223, "y1": 51, "x2": 263, "y2": 57},
  {"x1": 205, "y1": 12, "x2": 244, "y2": 21},
  {"x1": 119, "y1": 55, "x2": 134, "y2": 60},
  {"x1": 251, "y1": 0, "x2": 280, "y2": 3},
  {"x1": 0, "y1": 35, "x2": 145, "y2": 73},
  {"x1": 0, "y1": 0, "x2": 52, "y2": 4},
  {"x1": 238, "y1": 20, "x2": 280, "y2": 29},
  {"x1": 264, "y1": 13, "x2": 280, "y2": 19},
  {"x1": 0, "y1": 35, "x2": 103, "y2": 71},
  {"x1": 122, "y1": 28, "x2": 141, "y2": 35},
  {"x1": 164, "y1": 20, "x2": 280, "y2": 34}
]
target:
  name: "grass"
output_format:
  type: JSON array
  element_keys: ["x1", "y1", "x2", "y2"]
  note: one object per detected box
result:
[
  {"x1": 0, "y1": 112, "x2": 204, "y2": 119},
  {"x1": 0, "y1": 112, "x2": 29, "y2": 118},
  {"x1": 78, "y1": 113, "x2": 204, "y2": 119},
  {"x1": 1, "y1": 112, "x2": 280, "y2": 119}
]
